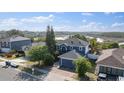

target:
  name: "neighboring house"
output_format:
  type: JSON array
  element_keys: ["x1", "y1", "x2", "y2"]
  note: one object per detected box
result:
[
  {"x1": 96, "y1": 48, "x2": 124, "y2": 77},
  {"x1": 32, "y1": 42, "x2": 46, "y2": 46},
  {"x1": 57, "y1": 37, "x2": 89, "y2": 69},
  {"x1": 0, "y1": 35, "x2": 32, "y2": 52},
  {"x1": 58, "y1": 50, "x2": 82, "y2": 69},
  {"x1": 56, "y1": 37, "x2": 89, "y2": 55}
]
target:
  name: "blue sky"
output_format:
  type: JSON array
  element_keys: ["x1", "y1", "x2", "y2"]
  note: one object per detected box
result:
[{"x1": 0, "y1": 12, "x2": 124, "y2": 32}]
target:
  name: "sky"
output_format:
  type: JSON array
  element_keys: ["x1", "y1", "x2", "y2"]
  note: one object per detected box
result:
[{"x1": 0, "y1": 12, "x2": 124, "y2": 32}]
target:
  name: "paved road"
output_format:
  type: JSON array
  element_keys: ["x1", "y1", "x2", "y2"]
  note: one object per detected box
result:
[{"x1": 0, "y1": 65, "x2": 40, "y2": 81}]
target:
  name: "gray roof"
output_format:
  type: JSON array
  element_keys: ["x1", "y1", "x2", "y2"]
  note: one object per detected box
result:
[
  {"x1": 58, "y1": 50, "x2": 82, "y2": 60},
  {"x1": 96, "y1": 48, "x2": 124, "y2": 68},
  {"x1": 0, "y1": 35, "x2": 30, "y2": 42},
  {"x1": 56, "y1": 37, "x2": 89, "y2": 46}
]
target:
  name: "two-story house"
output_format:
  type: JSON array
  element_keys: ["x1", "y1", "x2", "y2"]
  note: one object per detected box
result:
[
  {"x1": 96, "y1": 48, "x2": 124, "y2": 79},
  {"x1": 0, "y1": 35, "x2": 32, "y2": 52},
  {"x1": 56, "y1": 37, "x2": 89, "y2": 69}
]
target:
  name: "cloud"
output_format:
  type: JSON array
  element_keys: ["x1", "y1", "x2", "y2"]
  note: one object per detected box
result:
[
  {"x1": 79, "y1": 22, "x2": 106, "y2": 31},
  {"x1": 81, "y1": 13, "x2": 93, "y2": 16},
  {"x1": 104, "y1": 12, "x2": 115, "y2": 15},
  {"x1": 111, "y1": 22, "x2": 124, "y2": 27},
  {"x1": 0, "y1": 14, "x2": 55, "y2": 30},
  {"x1": 21, "y1": 14, "x2": 54, "y2": 23}
]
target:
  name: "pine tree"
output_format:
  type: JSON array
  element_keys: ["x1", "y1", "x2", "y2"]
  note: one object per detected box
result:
[
  {"x1": 46, "y1": 25, "x2": 51, "y2": 48},
  {"x1": 46, "y1": 25, "x2": 56, "y2": 55},
  {"x1": 50, "y1": 26, "x2": 56, "y2": 54}
]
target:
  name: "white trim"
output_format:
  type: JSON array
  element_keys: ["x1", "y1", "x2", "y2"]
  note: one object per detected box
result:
[
  {"x1": 58, "y1": 56, "x2": 76, "y2": 61},
  {"x1": 60, "y1": 46, "x2": 67, "y2": 51},
  {"x1": 97, "y1": 64, "x2": 124, "y2": 70}
]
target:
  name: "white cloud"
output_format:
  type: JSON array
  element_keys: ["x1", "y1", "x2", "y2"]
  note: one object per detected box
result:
[
  {"x1": 111, "y1": 22, "x2": 124, "y2": 27},
  {"x1": 0, "y1": 14, "x2": 55, "y2": 31},
  {"x1": 0, "y1": 18, "x2": 21, "y2": 26},
  {"x1": 104, "y1": 12, "x2": 115, "y2": 15},
  {"x1": 21, "y1": 14, "x2": 54, "y2": 23},
  {"x1": 81, "y1": 13, "x2": 93, "y2": 16},
  {"x1": 79, "y1": 22, "x2": 106, "y2": 31}
]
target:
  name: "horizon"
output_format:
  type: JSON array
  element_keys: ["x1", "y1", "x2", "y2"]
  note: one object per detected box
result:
[{"x1": 0, "y1": 12, "x2": 124, "y2": 32}]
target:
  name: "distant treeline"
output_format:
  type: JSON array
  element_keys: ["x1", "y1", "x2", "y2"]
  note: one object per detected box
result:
[{"x1": 100, "y1": 32, "x2": 124, "y2": 38}]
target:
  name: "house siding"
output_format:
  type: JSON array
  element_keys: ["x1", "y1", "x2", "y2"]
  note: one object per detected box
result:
[
  {"x1": 11, "y1": 40, "x2": 31, "y2": 51},
  {"x1": 56, "y1": 44, "x2": 86, "y2": 55},
  {"x1": 99, "y1": 66, "x2": 124, "y2": 77},
  {"x1": 59, "y1": 58, "x2": 75, "y2": 69}
]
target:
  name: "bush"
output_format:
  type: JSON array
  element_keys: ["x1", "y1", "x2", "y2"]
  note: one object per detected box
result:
[
  {"x1": 5, "y1": 53, "x2": 13, "y2": 58},
  {"x1": 74, "y1": 57, "x2": 92, "y2": 78},
  {"x1": 43, "y1": 53, "x2": 55, "y2": 66}
]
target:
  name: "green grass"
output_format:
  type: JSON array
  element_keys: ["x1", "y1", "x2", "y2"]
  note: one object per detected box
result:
[
  {"x1": 0, "y1": 59, "x2": 4, "y2": 62},
  {"x1": 85, "y1": 72, "x2": 98, "y2": 81},
  {"x1": 18, "y1": 66, "x2": 45, "y2": 76}
]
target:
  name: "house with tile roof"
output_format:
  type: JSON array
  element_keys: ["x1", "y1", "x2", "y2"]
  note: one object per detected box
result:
[
  {"x1": 96, "y1": 48, "x2": 124, "y2": 77},
  {"x1": 56, "y1": 37, "x2": 89, "y2": 69},
  {"x1": 0, "y1": 35, "x2": 32, "y2": 52}
]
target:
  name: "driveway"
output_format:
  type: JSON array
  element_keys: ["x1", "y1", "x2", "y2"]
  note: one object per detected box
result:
[
  {"x1": 38, "y1": 67, "x2": 77, "y2": 81},
  {"x1": 0, "y1": 65, "x2": 40, "y2": 81}
]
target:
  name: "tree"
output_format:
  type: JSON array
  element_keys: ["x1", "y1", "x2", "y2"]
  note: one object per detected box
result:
[
  {"x1": 74, "y1": 57, "x2": 92, "y2": 77},
  {"x1": 27, "y1": 46, "x2": 48, "y2": 65},
  {"x1": 109, "y1": 42, "x2": 119, "y2": 48},
  {"x1": 43, "y1": 53, "x2": 55, "y2": 66},
  {"x1": 46, "y1": 26, "x2": 56, "y2": 55},
  {"x1": 6, "y1": 29, "x2": 24, "y2": 37},
  {"x1": 89, "y1": 38, "x2": 97, "y2": 53},
  {"x1": 102, "y1": 42, "x2": 119, "y2": 49},
  {"x1": 72, "y1": 34, "x2": 88, "y2": 41},
  {"x1": 27, "y1": 45, "x2": 55, "y2": 66}
]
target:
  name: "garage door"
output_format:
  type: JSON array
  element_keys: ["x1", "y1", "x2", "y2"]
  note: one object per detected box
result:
[{"x1": 60, "y1": 58, "x2": 75, "y2": 69}]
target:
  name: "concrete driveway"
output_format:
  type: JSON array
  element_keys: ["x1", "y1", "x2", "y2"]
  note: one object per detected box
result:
[{"x1": 41, "y1": 67, "x2": 77, "y2": 81}]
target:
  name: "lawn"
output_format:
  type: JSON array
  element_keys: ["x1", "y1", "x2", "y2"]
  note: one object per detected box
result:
[
  {"x1": 21, "y1": 61, "x2": 39, "y2": 67},
  {"x1": 85, "y1": 72, "x2": 98, "y2": 81},
  {"x1": 18, "y1": 66, "x2": 45, "y2": 76},
  {"x1": 0, "y1": 59, "x2": 4, "y2": 62}
]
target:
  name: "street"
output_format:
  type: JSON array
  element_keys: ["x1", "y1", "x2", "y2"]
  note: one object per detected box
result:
[{"x1": 0, "y1": 65, "x2": 40, "y2": 81}]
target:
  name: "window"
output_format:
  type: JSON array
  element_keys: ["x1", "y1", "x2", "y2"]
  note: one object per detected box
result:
[
  {"x1": 70, "y1": 46, "x2": 73, "y2": 50},
  {"x1": 4, "y1": 42, "x2": 6, "y2": 47},
  {"x1": 79, "y1": 47, "x2": 82, "y2": 51}
]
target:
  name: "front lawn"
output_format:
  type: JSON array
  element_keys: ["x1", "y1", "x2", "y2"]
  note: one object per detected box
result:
[
  {"x1": 0, "y1": 59, "x2": 4, "y2": 62},
  {"x1": 85, "y1": 72, "x2": 98, "y2": 81},
  {"x1": 18, "y1": 66, "x2": 45, "y2": 76}
]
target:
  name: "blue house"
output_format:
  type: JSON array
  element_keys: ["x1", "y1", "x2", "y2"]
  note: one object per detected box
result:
[
  {"x1": 0, "y1": 35, "x2": 32, "y2": 52},
  {"x1": 56, "y1": 37, "x2": 89, "y2": 69}
]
